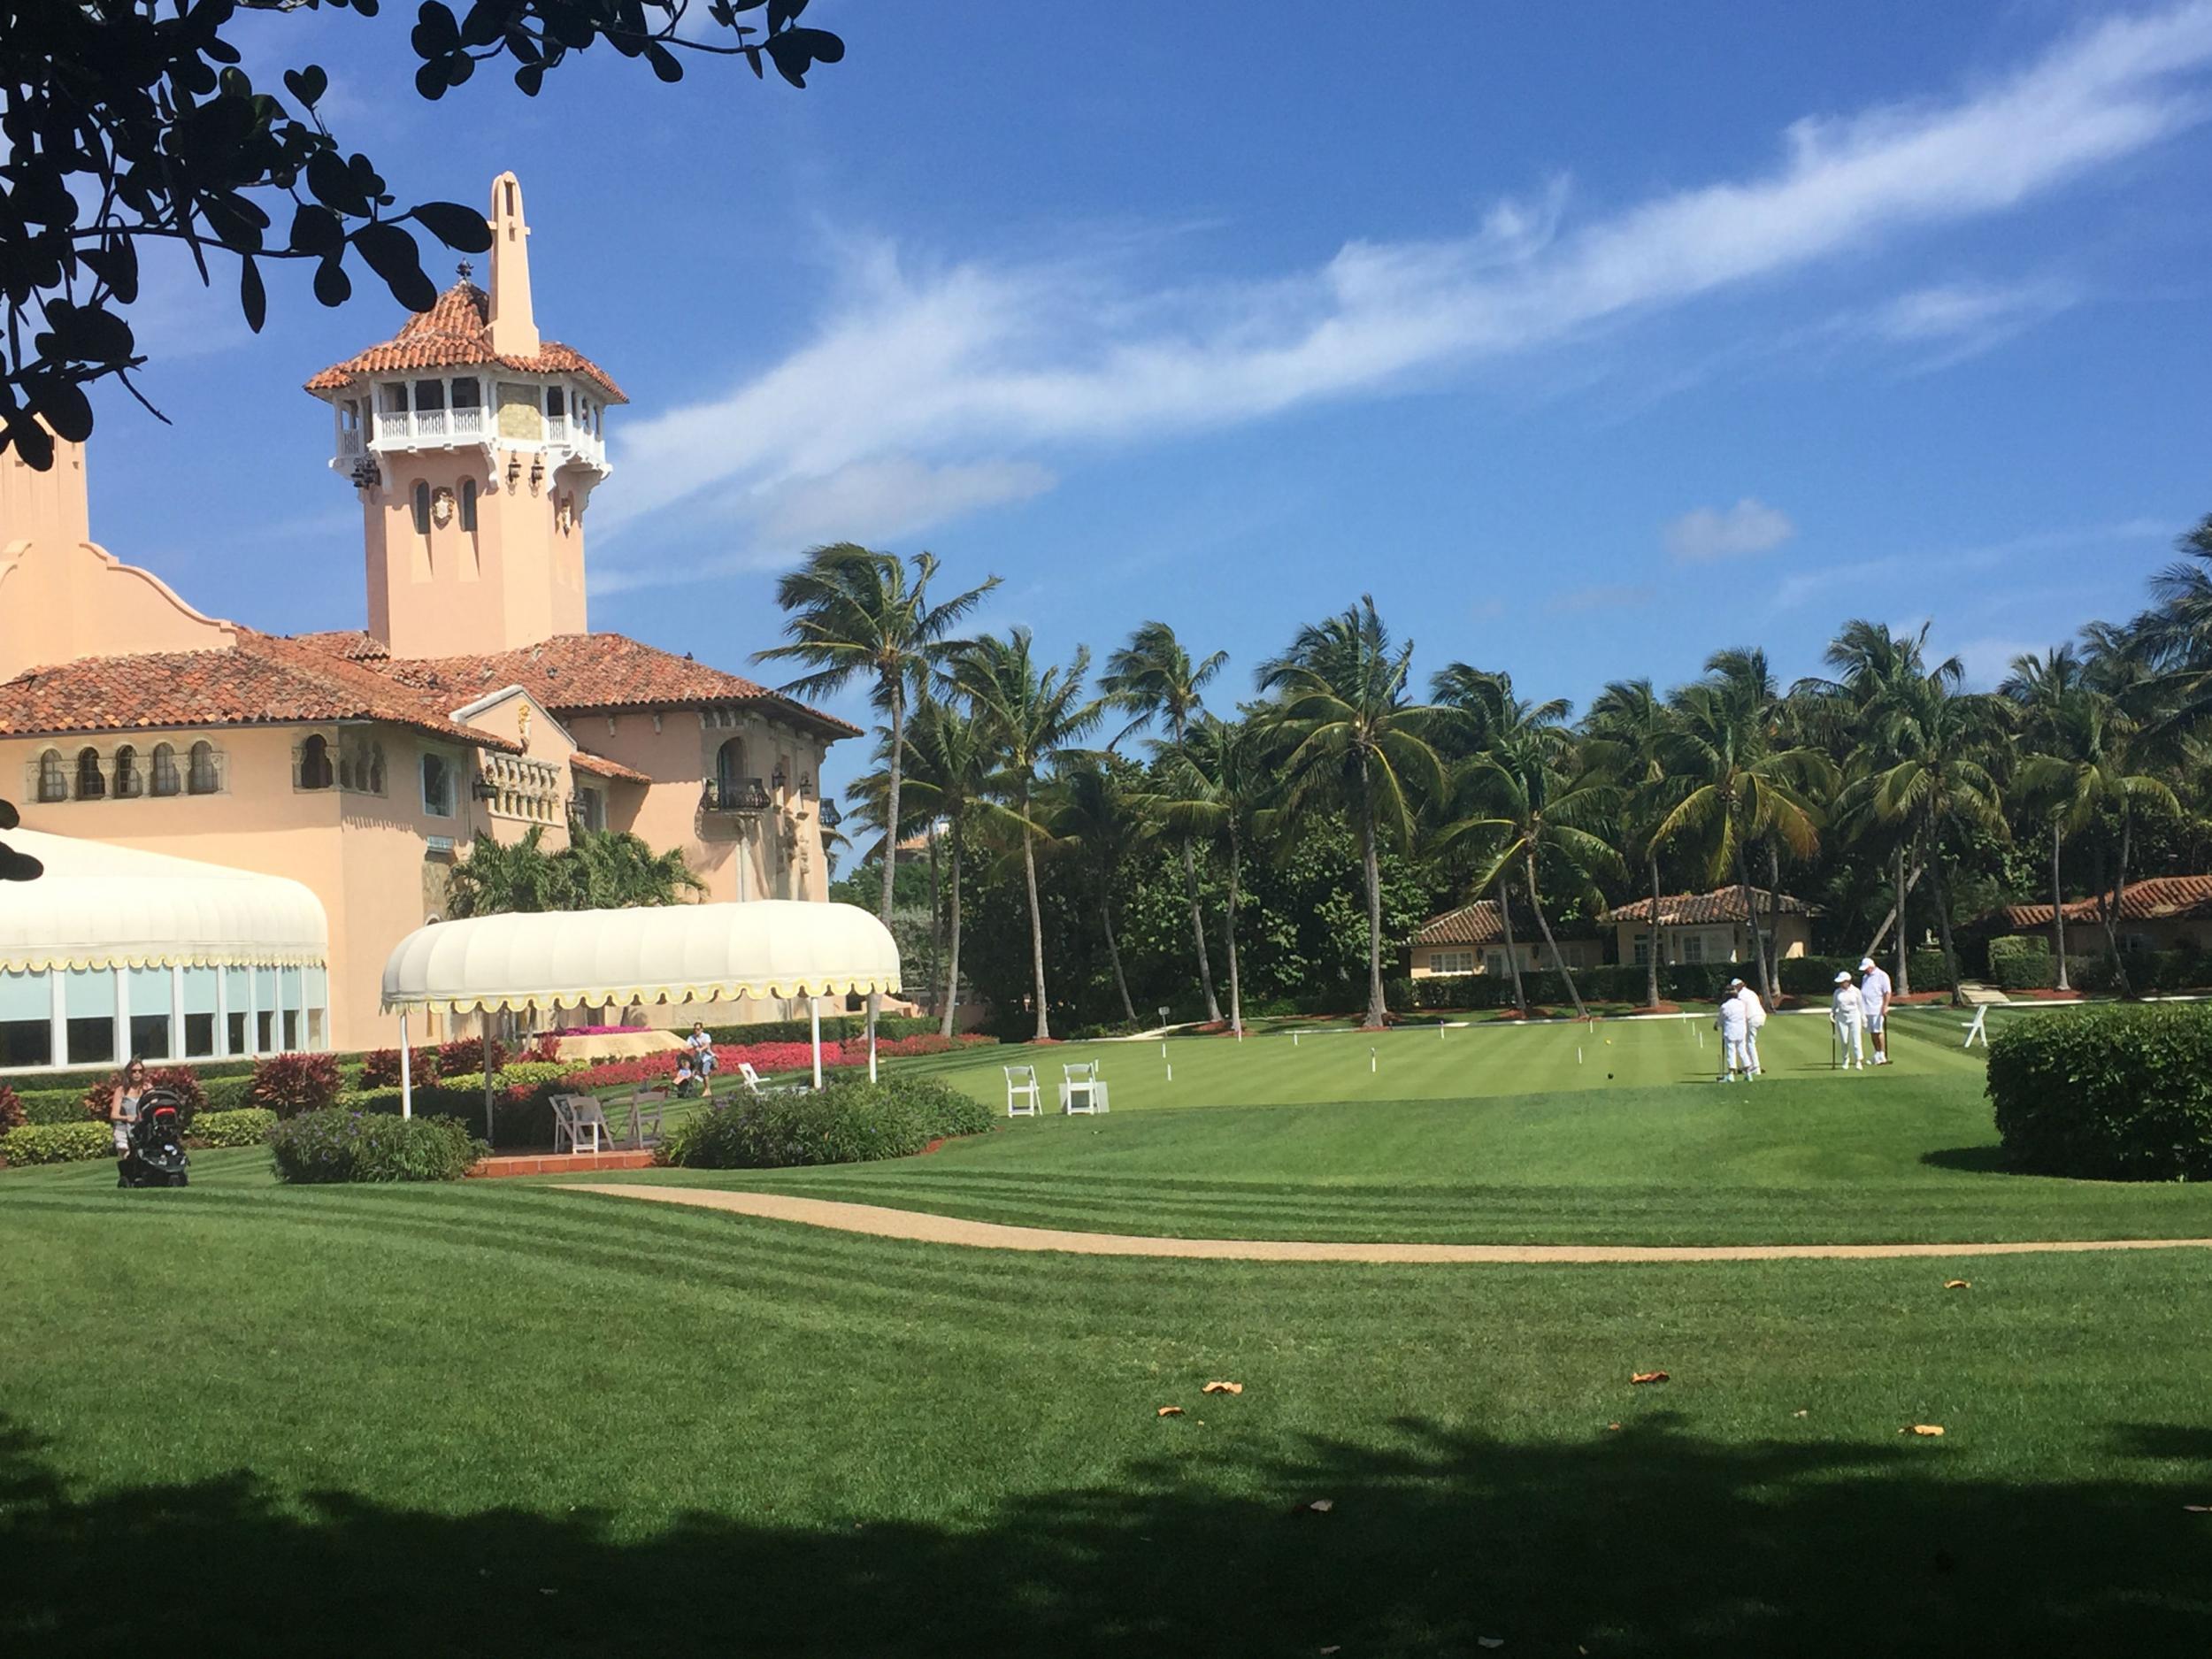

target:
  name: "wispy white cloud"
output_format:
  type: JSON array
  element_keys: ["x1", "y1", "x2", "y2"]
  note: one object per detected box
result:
[
  {"x1": 1770, "y1": 518, "x2": 2170, "y2": 611},
  {"x1": 1665, "y1": 498, "x2": 1797, "y2": 563},
  {"x1": 602, "y1": 3, "x2": 2212, "y2": 588}
]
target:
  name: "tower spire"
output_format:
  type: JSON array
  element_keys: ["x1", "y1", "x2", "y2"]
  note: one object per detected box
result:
[{"x1": 487, "y1": 171, "x2": 539, "y2": 357}]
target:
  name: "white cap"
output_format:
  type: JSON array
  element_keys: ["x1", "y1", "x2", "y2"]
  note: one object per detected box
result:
[
  {"x1": 1859, "y1": 957, "x2": 1877, "y2": 970},
  {"x1": 1834, "y1": 971, "x2": 1852, "y2": 984},
  {"x1": 1728, "y1": 977, "x2": 1745, "y2": 988}
]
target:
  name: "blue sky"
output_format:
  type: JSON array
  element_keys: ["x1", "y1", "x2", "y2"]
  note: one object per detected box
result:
[{"x1": 83, "y1": 3, "x2": 2212, "y2": 803}]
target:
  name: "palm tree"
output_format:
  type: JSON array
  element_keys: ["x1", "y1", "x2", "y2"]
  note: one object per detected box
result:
[
  {"x1": 1256, "y1": 597, "x2": 1444, "y2": 1029},
  {"x1": 1102, "y1": 621, "x2": 1230, "y2": 1022},
  {"x1": 2001, "y1": 645, "x2": 2089, "y2": 988},
  {"x1": 1041, "y1": 756, "x2": 1148, "y2": 1026},
  {"x1": 1435, "y1": 673, "x2": 1622, "y2": 1019},
  {"x1": 897, "y1": 696, "x2": 1020, "y2": 1037},
  {"x1": 755, "y1": 543, "x2": 999, "y2": 929},
  {"x1": 2009, "y1": 667, "x2": 2177, "y2": 997},
  {"x1": 1854, "y1": 658, "x2": 2011, "y2": 1006},
  {"x1": 1586, "y1": 679, "x2": 1679, "y2": 1009},
  {"x1": 447, "y1": 826, "x2": 703, "y2": 917},
  {"x1": 952, "y1": 630, "x2": 1105, "y2": 1041},
  {"x1": 1654, "y1": 675, "x2": 1832, "y2": 1004},
  {"x1": 1149, "y1": 713, "x2": 1269, "y2": 1034}
]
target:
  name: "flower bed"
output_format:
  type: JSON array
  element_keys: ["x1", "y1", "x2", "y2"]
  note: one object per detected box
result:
[{"x1": 553, "y1": 1033, "x2": 996, "y2": 1094}]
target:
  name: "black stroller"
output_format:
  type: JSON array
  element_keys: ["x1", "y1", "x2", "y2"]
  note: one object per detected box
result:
[{"x1": 119, "y1": 1087, "x2": 190, "y2": 1188}]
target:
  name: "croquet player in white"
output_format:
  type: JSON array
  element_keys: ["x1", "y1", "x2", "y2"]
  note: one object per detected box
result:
[
  {"x1": 1858, "y1": 955, "x2": 1893, "y2": 1064},
  {"x1": 1831, "y1": 969, "x2": 1866, "y2": 1069},
  {"x1": 1732, "y1": 976, "x2": 1767, "y2": 1078},
  {"x1": 1715, "y1": 988, "x2": 1752, "y2": 1082}
]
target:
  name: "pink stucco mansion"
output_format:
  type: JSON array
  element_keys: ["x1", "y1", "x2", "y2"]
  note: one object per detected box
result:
[{"x1": 0, "y1": 173, "x2": 856, "y2": 1067}]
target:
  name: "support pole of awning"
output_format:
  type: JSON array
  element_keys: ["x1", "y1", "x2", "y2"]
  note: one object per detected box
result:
[
  {"x1": 399, "y1": 1010, "x2": 413, "y2": 1119},
  {"x1": 810, "y1": 995, "x2": 823, "y2": 1092}
]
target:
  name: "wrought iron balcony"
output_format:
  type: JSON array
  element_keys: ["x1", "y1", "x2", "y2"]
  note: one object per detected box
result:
[{"x1": 701, "y1": 778, "x2": 771, "y2": 814}]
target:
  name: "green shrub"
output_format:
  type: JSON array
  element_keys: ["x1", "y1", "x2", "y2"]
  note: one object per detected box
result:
[
  {"x1": 663, "y1": 1076, "x2": 993, "y2": 1170},
  {"x1": 247, "y1": 1052, "x2": 344, "y2": 1118},
  {"x1": 1988, "y1": 1002, "x2": 2212, "y2": 1179},
  {"x1": 1, "y1": 1120, "x2": 115, "y2": 1165},
  {"x1": 346, "y1": 1060, "x2": 574, "y2": 1145},
  {"x1": 1908, "y1": 949, "x2": 1955, "y2": 992},
  {"x1": 190, "y1": 1107, "x2": 279, "y2": 1148},
  {"x1": 269, "y1": 1109, "x2": 486, "y2": 1183},
  {"x1": 1990, "y1": 937, "x2": 2056, "y2": 993},
  {"x1": 1776, "y1": 956, "x2": 1861, "y2": 997}
]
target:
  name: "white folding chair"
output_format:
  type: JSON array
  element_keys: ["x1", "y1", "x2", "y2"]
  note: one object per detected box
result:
[
  {"x1": 568, "y1": 1097, "x2": 611, "y2": 1154},
  {"x1": 1961, "y1": 1004, "x2": 1990, "y2": 1049},
  {"x1": 738, "y1": 1062, "x2": 802, "y2": 1097},
  {"x1": 549, "y1": 1094, "x2": 590, "y2": 1155},
  {"x1": 1060, "y1": 1062, "x2": 1108, "y2": 1115},
  {"x1": 1003, "y1": 1064, "x2": 1041, "y2": 1118}
]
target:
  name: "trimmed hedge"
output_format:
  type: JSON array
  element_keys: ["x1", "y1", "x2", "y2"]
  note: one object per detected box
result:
[
  {"x1": 190, "y1": 1107, "x2": 279, "y2": 1148},
  {"x1": 1403, "y1": 961, "x2": 1770, "y2": 1012},
  {"x1": 269, "y1": 1109, "x2": 487, "y2": 1183},
  {"x1": 1988, "y1": 1002, "x2": 2212, "y2": 1179},
  {"x1": 346, "y1": 1061, "x2": 573, "y2": 1146},
  {"x1": 699, "y1": 1013, "x2": 941, "y2": 1047},
  {"x1": 660, "y1": 1076, "x2": 994, "y2": 1170},
  {"x1": 1, "y1": 1120, "x2": 114, "y2": 1165}
]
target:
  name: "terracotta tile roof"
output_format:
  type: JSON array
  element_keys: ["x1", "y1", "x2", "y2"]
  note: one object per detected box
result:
[
  {"x1": 1603, "y1": 888, "x2": 1817, "y2": 926},
  {"x1": 0, "y1": 629, "x2": 520, "y2": 750},
  {"x1": 295, "y1": 631, "x2": 860, "y2": 740},
  {"x1": 1414, "y1": 899, "x2": 1595, "y2": 947},
  {"x1": 568, "y1": 749, "x2": 653, "y2": 786},
  {"x1": 1993, "y1": 875, "x2": 2212, "y2": 931},
  {"x1": 303, "y1": 281, "x2": 626, "y2": 402}
]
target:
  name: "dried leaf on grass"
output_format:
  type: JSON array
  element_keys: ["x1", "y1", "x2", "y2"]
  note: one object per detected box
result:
[
  {"x1": 1630, "y1": 1370, "x2": 1669, "y2": 1386},
  {"x1": 1944, "y1": 1279, "x2": 1971, "y2": 1290},
  {"x1": 1202, "y1": 1380, "x2": 1244, "y2": 1395},
  {"x1": 1307, "y1": 1498, "x2": 1334, "y2": 1513},
  {"x1": 1156, "y1": 1405, "x2": 1185, "y2": 1417},
  {"x1": 1792, "y1": 1409, "x2": 1809, "y2": 1418},
  {"x1": 1901, "y1": 1424, "x2": 1946, "y2": 1437},
  {"x1": 1606, "y1": 1422, "x2": 1622, "y2": 1432}
]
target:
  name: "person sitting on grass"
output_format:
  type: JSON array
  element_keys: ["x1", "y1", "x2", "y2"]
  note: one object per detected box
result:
[
  {"x1": 1715, "y1": 990, "x2": 1752, "y2": 1084},
  {"x1": 106, "y1": 1055, "x2": 150, "y2": 1185},
  {"x1": 1831, "y1": 969, "x2": 1866, "y2": 1071}
]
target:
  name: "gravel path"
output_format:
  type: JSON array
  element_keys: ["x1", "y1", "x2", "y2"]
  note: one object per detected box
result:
[{"x1": 565, "y1": 1184, "x2": 2212, "y2": 1263}]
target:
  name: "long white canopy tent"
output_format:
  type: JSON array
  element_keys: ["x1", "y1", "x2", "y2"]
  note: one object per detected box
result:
[
  {"x1": 0, "y1": 829, "x2": 329, "y2": 1070},
  {"x1": 379, "y1": 900, "x2": 902, "y2": 1137}
]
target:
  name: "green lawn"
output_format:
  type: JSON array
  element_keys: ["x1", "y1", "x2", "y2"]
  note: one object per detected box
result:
[{"x1": 5, "y1": 1005, "x2": 2211, "y2": 1654}]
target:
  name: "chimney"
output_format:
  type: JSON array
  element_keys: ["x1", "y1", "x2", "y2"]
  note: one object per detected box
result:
[
  {"x1": 486, "y1": 171, "x2": 540, "y2": 357},
  {"x1": 0, "y1": 432, "x2": 90, "y2": 549}
]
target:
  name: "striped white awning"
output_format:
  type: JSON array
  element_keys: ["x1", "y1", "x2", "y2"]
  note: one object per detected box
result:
[
  {"x1": 0, "y1": 829, "x2": 328, "y2": 972},
  {"x1": 380, "y1": 900, "x2": 900, "y2": 1014}
]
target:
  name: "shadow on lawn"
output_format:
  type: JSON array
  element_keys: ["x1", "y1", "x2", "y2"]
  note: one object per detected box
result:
[{"x1": 4, "y1": 1416, "x2": 2209, "y2": 1656}]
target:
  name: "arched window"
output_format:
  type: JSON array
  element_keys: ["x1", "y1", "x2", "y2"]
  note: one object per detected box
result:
[
  {"x1": 188, "y1": 741, "x2": 219, "y2": 795},
  {"x1": 367, "y1": 743, "x2": 386, "y2": 795},
  {"x1": 459, "y1": 478, "x2": 477, "y2": 534},
  {"x1": 411, "y1": 480, "x2": 431, "y2": 537},
  {"x1": 337, "y1": 749, "x2": 357, "y2": 792},
  {"x1": 150, "y1": 743, "x2": 180, "y2": 797},
  {"x1": 112, "y1": 744, "x2": 142, "y2": 798},
  {"x1": 35, "y1": 749, "x2": 65, "y2": 803},
  {"x1": 74, "y1": 747, "x2": 104, "y2": 801},
  {"x1": 715, "y1": 737, "x2": 747, "y2": 803},
  {"x1": 298, "y1": 733, "x2": 334, "y2": 790}
]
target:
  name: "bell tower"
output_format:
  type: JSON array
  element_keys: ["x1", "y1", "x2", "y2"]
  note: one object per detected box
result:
[{"x1": 303, "y1": 172, "x2": 626, "y2": 660}]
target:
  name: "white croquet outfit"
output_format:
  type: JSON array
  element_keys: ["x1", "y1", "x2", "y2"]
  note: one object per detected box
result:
[
  {"x1": 1716, "y1": 997, "x2": 1752, "y2": 1080},
  {"x1": 1831, "y1": 987, "x2": 1865, "y2": 1068},
  {"x1": 1735, "y1": 985, "x2": 1767, "y2": 1076}
]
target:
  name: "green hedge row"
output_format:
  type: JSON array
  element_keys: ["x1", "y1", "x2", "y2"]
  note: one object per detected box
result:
[
  {"x1": 660, "y1": 1076, "x2": 994, "y2": 1169},
  {"x1": 0, "y1": 1120, "x2": 113, "y2": 1164},
  {"x1": 269, "y1": 1109, "x2": 486, "y2": 1183},
  {"x1": 193, "y1": 1108, "x2": 279, "y2": 1148},
  {"x1": 1404, "y1": 961, "x2": 1786, "y2": 1011},
  {"x1": 1988, "y1": 1002, "x2": 2212, "y2": 1179}
]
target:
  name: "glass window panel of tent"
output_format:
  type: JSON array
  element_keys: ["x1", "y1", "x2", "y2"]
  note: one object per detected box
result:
[
  {"x1": 0, "y1": 971, "x2": 51, "y2": 1067},
  {"x1": 64, "y1": 968, "x2": 115, "y2": 1064},
  {"x1": 182, "y1": 966, "x2": 219, "y2": 1057},
  {"x1": 126, "y1": 966, "x2": 173, "y2": 1061}
]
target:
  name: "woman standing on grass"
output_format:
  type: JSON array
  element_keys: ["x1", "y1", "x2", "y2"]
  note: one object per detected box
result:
[{"x1": 106, "y1": 1056, "x2": 150, "y2": 1182}]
